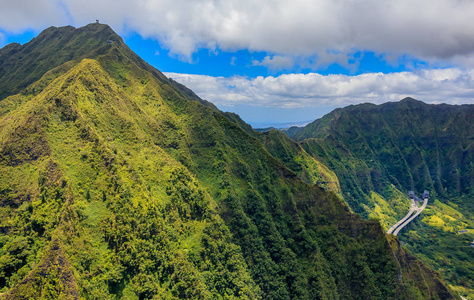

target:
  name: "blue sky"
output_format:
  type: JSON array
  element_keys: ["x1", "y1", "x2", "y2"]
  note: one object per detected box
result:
[
  {"x1": 125, "y1": 32, "x2": 420, "y2": 78},
  {"x1": 1, "y1": 0, "x2": 474, "y2": 127},
  {"x1": 124, "y1": 33, "x2": 432, "y2": 127}
]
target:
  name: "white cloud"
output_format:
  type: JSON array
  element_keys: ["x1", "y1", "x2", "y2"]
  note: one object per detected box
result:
[
  {"x1": 165, "y1": 69, "x2": 474, "y2": 108},
  {"x1": 0, "y1": 32, "x2": 4, "y2": 47},
  {"x1": 0, "y1": 0, "x2": 69, "y2": 32},
  {"x1": 1, "y1": 0, "x2": 474, "y2": 66},
  {"x1": 252, "y1": 55, "x2": 294, "y2": 70}
]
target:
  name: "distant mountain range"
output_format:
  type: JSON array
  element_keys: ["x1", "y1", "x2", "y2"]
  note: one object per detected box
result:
[
  {"x1": 0, "y1": 23, "x2": 461, "y2": 299},
  {"x1": 252, "y1": 120, "x2": 312, "y2": 130},
  {"x1": 289, "y1": 98, "x2": 473, "y2": 216},
  {"x1": 284, "y1": 98, "x2": 474, "y2": 298}
]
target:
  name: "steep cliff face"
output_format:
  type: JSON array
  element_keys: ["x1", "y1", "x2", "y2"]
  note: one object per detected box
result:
[
  {"x1": 290, "y1": 98, "x2": 473, "y2": 298},
  {"x1": 0, "y1": 24, "x2": 458, "y2": 299},
  {"x1": 293, "y1": 99, "x2": 473, "y2": 216}
]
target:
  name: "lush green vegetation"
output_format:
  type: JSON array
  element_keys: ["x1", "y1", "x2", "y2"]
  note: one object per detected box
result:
[
  {"x1": 406, "y1": 200, "x2": 474, "y2": 299},
  {"x1": 0, "y1": 24, "x2": 460, "y2": 299},
  {"x1": 293, "y1": 99, "x2": 473, "y2": 214},
  {"x1": 289, "y1": 99, "x2": 473, "y2": 298}
]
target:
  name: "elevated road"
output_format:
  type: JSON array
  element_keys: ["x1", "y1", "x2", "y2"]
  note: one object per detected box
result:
[
  {"x1": 393, "y1": 197, "x2": 428, "y2": 236},
  {"x1": 387, "y1": 197, "x2": 417, "y2": 235},
  {"x1": 387, "y1": 191, "x2": 429, "y2": 236}
]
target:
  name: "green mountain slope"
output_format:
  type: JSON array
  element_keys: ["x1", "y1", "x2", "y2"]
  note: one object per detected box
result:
[
  {"x1": 294, "y1": 98, "x2": 473, "y2": 205},
  {"x1": 221, "y1": 112, "x2": 341, "y2": 194},
  {"x1": 256, "y1": 129, "x2": 341, "y2": 193},
  {"x1": 291, "y1": 98, "x2": 473, "y2": 298},
  {"x1": 0, "y1": 24, "x2": 459, "y2": 299},
  {"x1": 0, "y1": 23, "x2": 204, "y2": 106}
]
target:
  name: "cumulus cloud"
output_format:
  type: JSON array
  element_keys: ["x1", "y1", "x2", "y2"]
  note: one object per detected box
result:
[
  {"x1": 0, "y1": 0, "x2": 69, "y2": 32},
  {"x1": 165, "y1": 68, "x2": 474, "y2": 108},
  {"x1": 1, "y1": 0, "x2": 474, "y2": 66},
  {"x1": 252, "y1": 55, "x2": 294, "y2": 70}
]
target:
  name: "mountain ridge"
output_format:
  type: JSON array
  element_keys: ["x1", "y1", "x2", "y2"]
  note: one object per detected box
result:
[
  {"x1": 293, "y1": 98, "x2": 473, "y2": 203},
  {"x1": 0, "y1": 24, "x2": 460, "y2": 299},
  {"x1": 287, "y1": 98, "x2": 473, "y2": 297}
]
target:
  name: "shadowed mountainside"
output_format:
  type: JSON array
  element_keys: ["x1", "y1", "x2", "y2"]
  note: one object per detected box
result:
[
  {"x1": 291, "y1": 99, "x2": 473, "y2": 217},
  {"x1": 287, "y1": 98, "x2": 473, "y2": 298}
]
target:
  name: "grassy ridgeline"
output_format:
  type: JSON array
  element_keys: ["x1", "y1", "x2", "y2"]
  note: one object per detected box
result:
[{"x1": 0, "y1": 24, "x2": 460, "y2": 299}]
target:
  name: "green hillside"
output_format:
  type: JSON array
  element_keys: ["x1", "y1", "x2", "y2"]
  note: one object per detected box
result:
[
  {"x1": 256, "y1": 129, "x2": 341, "y2": 194},
  {"x1": 290, "y1": 99, "x2": 474, "y2": 298},
  {"x1": 0, "y1": 24, "x2": 459, "y2": 299}
]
